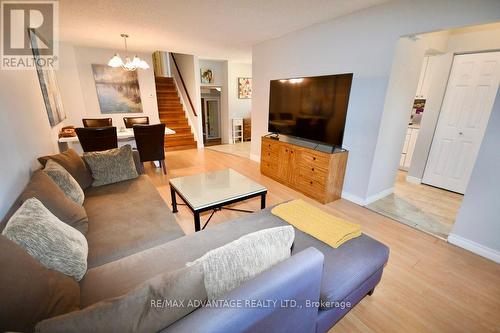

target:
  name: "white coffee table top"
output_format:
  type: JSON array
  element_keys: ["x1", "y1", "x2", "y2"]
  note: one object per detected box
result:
[{"x1": 169, "y1": 169, "x2": 267, "y2": 210}]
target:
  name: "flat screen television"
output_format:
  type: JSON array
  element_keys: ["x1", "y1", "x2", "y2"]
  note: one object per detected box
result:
[{"x1": 268, "y1": 73, "x2": 353, "y2": 147}]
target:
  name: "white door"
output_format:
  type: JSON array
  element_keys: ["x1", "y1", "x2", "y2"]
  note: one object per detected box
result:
[{"x1": 422, "y1": 52, "x2": 500, "y2": 194}]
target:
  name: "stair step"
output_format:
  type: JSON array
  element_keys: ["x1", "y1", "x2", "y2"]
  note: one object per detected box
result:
[
  {"x1": 159, "y1": 105, "x2": 184, "y2": 110},
  {"x1": 155, "y1": 77, "x2": 174, "y2": 82},
  {"x1": 159, "y1": 111, "x2": 187, "y2": 116},
  {"x1": 165, "y1": 144, "x2": 197, "y2": 152},
  {"x1": 155, "y1": 76, "x2": 197, "y2": 151},
  {"x1": 165, "y1": 140, "x2": 197, "y2": 147}
]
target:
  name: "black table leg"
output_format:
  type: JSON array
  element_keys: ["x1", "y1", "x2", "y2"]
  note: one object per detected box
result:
[
  {"x1": 170, "y1": 186, "x2": 178, "y2": 213},
  {"x1": 194, "y1": 211, "x2": 201, "y2": 232},
  {"x1": 261, "y1": 192, "x2": 267, "y2": 209}
]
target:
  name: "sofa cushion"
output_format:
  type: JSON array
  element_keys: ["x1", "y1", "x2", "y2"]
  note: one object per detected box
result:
[
  {"x1": 83, "y1": 145, "x2": 138, "y2": 187},
  {"x1": 83, "y1": 175, "x2": 184, "y2": 268},
  {"x1": 10, "y1": 170, "x2": 88, "y2": 234},
  {"x1": 35, "y1": 264, "x2": 206, "y2": 333},
  {"x1": 80, "y1": 208, "x2": 388, "y2": 308},
  {"x1": 2, "y1": 198, "x2": 88, "y2": 281},
  {"x1": 0, "y1": 235, "x2": 80, "y2": 333},
  {"x1": 38, "y1": 148, "x2": 93, "y2": 189},
  {"x1": 189, "y1": 226, "x2": 294, "y2": 299},
  {"x1": 44, "y1": 159, "x2": 85, "y2": 205}
]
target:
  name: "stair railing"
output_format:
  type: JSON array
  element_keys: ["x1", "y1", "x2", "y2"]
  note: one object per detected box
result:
[{"x1": 169, "y1": 53, "x2": 198, "y2": 117}]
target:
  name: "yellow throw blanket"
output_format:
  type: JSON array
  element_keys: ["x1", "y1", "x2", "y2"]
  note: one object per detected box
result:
[{"x1": 271, "y1": 199, "x2": 361, "y2": 248}]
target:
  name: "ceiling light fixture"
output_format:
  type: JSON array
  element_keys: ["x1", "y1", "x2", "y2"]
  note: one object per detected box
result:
[{"x1": 108, "y1": 34, "x2": 149, "y2": 71}]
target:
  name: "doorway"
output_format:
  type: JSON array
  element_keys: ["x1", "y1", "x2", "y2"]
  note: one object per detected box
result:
[
  {"x1": 367, "y1": 23, "x2": 500, "y2": 239},
  {"x1": 201, "y1": 87, "x2": 222, "y2": 146}
]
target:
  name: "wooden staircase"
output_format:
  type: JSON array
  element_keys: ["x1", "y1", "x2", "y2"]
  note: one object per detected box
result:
[{"x1": 155, "y1": 77, "x2": 197, "y2": 151}]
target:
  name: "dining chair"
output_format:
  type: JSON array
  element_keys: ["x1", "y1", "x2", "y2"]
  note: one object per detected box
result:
[
  {"x1": 82, "y1": 118, "x2": 113, "y2": 127},
  {"x1": 123, "y1": 116, "x2": 149, "y2": 128},
  {"x1": 75, "y1": 127, "x2": 118, "y2": 152},
  {"x1": 133, "y1": 124, "x2": 167, "y2": 174}
]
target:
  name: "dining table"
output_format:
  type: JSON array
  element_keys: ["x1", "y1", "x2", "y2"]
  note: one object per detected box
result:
[{"x1": 58, "y1": 127, "x2": 176, "y2": 154}]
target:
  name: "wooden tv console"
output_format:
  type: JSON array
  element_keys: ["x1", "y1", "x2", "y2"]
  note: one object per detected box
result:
[{"x1": 260, "y1": 135, "x2": 348, "y2": 203}]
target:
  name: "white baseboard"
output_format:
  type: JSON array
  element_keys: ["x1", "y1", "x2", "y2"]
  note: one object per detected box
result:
[
  {"x1": 406, "y1": 175, "x2": 421, "y2": 184},
  {"x1": 448, "y1": 233, "x2": 500, "y2": 264},
  {"x1": 364, "y1": 187, "x2": 394, "y2": 205},
  {"x1": 250, "y1": 153, "x2": 260, "y2": 162},
  {"x1": 342, "y1": 188, "x2": 394, "y2": 206},
  {"x1": 341, "y1": 192, "x2": 366, "y2": 206}
]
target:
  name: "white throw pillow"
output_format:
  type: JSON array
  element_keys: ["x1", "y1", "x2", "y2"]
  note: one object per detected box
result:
[
  {"x1": 43, "y1": 159, "x2": 85, "y2": 205},
  {"x1": 188, "y1": 226, "x2": 294, "y2": 299},
  {"x1": 2, "y1": 198, "x2": 88, "y2": 281}
]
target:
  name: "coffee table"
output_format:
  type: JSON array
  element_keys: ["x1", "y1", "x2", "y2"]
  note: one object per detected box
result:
[{"x1": 169, "y1": 169, "x2": 267, "y2": 232}]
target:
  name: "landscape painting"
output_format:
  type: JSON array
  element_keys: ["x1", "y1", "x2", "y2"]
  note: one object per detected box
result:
[{"x1": 92, "y1": 64, "x2": 142, "y2": 113}]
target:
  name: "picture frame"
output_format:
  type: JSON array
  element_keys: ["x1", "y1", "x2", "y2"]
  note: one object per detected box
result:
[
  {"x1": 30, "y1": 29, "x2": 66, "y2": 127},
  {"x1": 201, "y1": 68, "x2": 214, "y2": 84},
  {"x1": 91, "y1": 64, "x2": 143, "y2": 114},
  {"x1": 238, "y1": 77, "x2": 252, "y2": 99}
]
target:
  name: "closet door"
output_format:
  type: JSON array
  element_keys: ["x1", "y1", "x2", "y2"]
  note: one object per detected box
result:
[{"x1": 422, "y1": 52, "x2": 500, "y2": 193}]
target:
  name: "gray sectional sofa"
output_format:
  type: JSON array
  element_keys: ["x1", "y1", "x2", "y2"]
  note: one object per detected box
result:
[{"x1": 1, "y1": 154, "x2": 389, "y2": 332}]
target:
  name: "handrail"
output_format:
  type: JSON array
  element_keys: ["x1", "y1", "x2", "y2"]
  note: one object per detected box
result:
[{"x1": 170, "y1": 53, "x2": 197, "y2": 117}]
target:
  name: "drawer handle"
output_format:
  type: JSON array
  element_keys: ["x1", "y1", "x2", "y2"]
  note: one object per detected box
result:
[
  {"x1": 290, "y1": 150, "x2": 293, "y2": 154},
  {"x1": 268, "y1": 153, "x2": 270, "y2": 156},
  {"x1": 313, "y1": 157, "x2": 316, "y2": 161},
  {"x1": 286, "y1": 149, "x2": 288, "y2": 152},
  {"x1": 310, "y1": 181, "x2": 313, "y2": 185},
  {"x1": 311, "y1": 167, "x2": 315, "y2": 171}
]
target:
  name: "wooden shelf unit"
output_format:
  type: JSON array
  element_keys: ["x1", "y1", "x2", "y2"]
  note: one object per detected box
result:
[{"x1": 260, "y1": 136, "x2": 348, "y2": 203}]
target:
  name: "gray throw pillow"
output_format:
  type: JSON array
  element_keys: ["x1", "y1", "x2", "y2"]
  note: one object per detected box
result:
[
  {"x1": 35, "y1": 263, "x2": 207, "y2": 333},
  {"x1": 43, "y1": 159, "x2": 85, "y2": 205},
  {"x1": 83, "y1": 145, "x2": 139, "y2": 187},
  {"x1": 2, "y1": 198, "x2": 88, "y2": 281},
  {"x1": 19, "y1": 170, "x2": 88, "y2": 234},
  {"x1": 189, "y1": 226, "x2": 294, "y2": 300},
  {"x1": 38, "y1": 148, "x2": 93, "y2": 189}
]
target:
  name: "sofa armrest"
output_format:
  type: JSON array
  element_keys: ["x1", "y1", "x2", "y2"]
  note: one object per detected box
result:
[
  {"x1": 132, "y1": 149, "x2": 145, "y2": 175},
  {"x1": 161, "y1": 247, "x2": 324, "y2": 333}
]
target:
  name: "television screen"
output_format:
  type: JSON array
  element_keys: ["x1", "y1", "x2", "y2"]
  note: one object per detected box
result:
[{"x1": 268, "y1": 73, "x2": 353, "y2": 147}]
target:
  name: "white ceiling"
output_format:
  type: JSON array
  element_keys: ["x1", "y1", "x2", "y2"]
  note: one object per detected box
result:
[{"x1": 59, "y1": 0, "x2": 390, "y2": 62}]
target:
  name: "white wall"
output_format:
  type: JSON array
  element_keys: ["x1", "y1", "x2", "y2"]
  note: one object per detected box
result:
[
  {"x1": 172, "y1": 53, "x2": 203, "y2": 147},
  {"x1": 0, "y1": 69, "x2": 63, "y2": 218},
  {"x1": 409, "y1": 24, "x2": 500, "y2": 180},
  {"x1": 251, "y1": 0, "x2": 500, "y2": 202},
  {"x1": 199, "y1": 59, "x2": 224, "y2": 87},
  {"x1": 228, "y1": 62, "x2": 252, "y2": 120},
  {"x1": 448, "y1": 89, "x2": 500, "y2": 263},
  {"x1": 64, "y1": 45, "x2": 160, "y2": 128}
]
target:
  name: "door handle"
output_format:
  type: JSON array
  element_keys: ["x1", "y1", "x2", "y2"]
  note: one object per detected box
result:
[{"x1": 458, "y1": 131, "x2": 463, "y2": 135}]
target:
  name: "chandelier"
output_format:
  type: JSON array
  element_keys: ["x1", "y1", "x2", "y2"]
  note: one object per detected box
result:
[{"x1": 107, "y1": 34, "x2": 149, "y2": 71}]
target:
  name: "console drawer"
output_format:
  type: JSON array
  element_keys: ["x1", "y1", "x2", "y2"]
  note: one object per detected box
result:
[
  {"x1": 298, "y1": 165, "x2": 328, "y2": 184},
  {"x1": 299, "y1": 150, "x2": 329, "y2": 166}
]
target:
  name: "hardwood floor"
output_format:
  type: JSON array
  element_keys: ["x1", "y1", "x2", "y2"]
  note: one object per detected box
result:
[{"x1": 146, "y1": 148, "x2": 500, "y2": 333}]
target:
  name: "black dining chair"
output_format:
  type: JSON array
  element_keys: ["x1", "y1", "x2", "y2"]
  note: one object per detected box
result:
[
  {"x1": 133, "y1": 124, "x2": 167, "y2": 174},
  {"x1": 82, "y1": 118, "x2": 113, "y2": 127},
  {"x1": 75, "y1": 127, "x2": 118, "y2": 152},
  {"x1": 123, "y1": 116, "x2": 149, "y2": 128}
]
